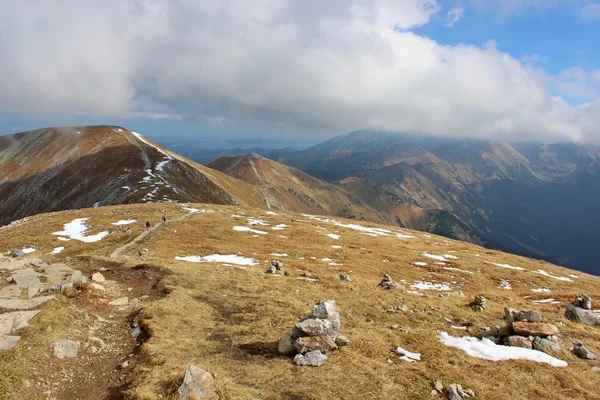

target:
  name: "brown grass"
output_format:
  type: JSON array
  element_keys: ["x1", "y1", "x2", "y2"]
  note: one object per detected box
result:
[{"x1": 2, "y1": 203, "x2": 600, "y2": 399}]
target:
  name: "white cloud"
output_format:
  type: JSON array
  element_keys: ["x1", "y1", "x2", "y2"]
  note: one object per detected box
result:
[
  {"x1": 0, "y1": 0, "x2": 599, "y2": 143},
  {"x1": 580, "y1": 3, "x2": 600, "y2": 20},
  {"x1": 445, "y1": 7, "x2": 465, "y2": 27}
]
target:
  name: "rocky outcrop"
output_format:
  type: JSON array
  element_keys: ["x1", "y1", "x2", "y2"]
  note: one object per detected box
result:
[
  {"x1": 565, "y1": 295, "x2": 600, "y2": 326},
  {"x1": 278, "y1": 299, "x2": 348, "y2": 367},
  {"x1": 177, "y1": 364, "x2": 219, "y2": 400}
]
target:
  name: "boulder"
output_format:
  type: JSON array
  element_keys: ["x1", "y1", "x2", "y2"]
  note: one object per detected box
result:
[
  {"x1": 9, "y1": 249, "x2": 25, "y2": 258},
  {"x1": 177, "y1": 364, "x2": 219, "y2": 400},
  {"x1": 504, "y1": 335, "x2": 532, "y2": 349},
  {"x1": 295, "y1": 312, "x2": 340, "y2": 338},
  {"x1": 271, "y1": 260, "x2": 284, "y2": 271},
  {"x1": 504, "y1": 307, "x2": 542, "y2": 324},
  {"x1": 266, "y1": 265, "x2": 277, "y2": 274},
  {"x1": 447, "y1": 384, "x2": 462, "y2": 400},
  {"x1": 573, "y1": 294, "x2": 593, "y2": 310},
  {"x1": 294, "y1": 334, "x2": 338, "y2": 355},
  {"x1": 293, "y1": 350, "x2": 328, "y2": 367},
  {"x1": 512, "y1": 321, "x2": 559, "y2": 337},
  {"x1": 335, "y1": 334, "x2": 351, "y2": 347},
  {"x1": 53, "y1": 339, "x2": 80, "y2": 359},
  {"x1": 278, "y1": 333, "x2": 296, "y2": 355},
  {"x1": 565, "y1": 302, "x2": 600, "y2": 326},
  {"x1": 572, "y1": 341, "x2": 596, "y2": 360},
  {"x1": 311, "y1": 300, "x2": 336, "y2": 319},
  {"x1": 0, "y1": 334, "x2": 20, "y2": 350},
  {"x1": 532, "y1": 337, "x2": 561, "y2": 355}
]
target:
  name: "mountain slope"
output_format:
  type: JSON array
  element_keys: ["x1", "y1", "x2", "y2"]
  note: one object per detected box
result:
[
  {"x1": 1, "y1": 203, "x2": 599, "y2": 399},
  {"x1": 0, "y1": 126, "x2": 269, "y2": 226}
]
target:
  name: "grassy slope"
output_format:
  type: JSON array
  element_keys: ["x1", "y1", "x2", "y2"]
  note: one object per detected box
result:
[{"x1": 1, "y1": 203, "x2": 600, "y2": 399}]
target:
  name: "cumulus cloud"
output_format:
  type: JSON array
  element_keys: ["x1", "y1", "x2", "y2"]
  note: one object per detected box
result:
[
  {"x1": 445, "y1": 7, "x2": 465, "y2": 27},
  {"x1": 0, "y1": 0, "x2": 599, "y2": 143}
]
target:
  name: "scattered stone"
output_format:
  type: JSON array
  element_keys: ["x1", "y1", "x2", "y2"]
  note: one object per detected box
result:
[
  {"x1": 565, "y1": 295, "x2": 600, "y2": 326},
  {"x1": 278, "y1": 333, "x2": 296, "y2": 355},
  {"x1": 335, "y1": 334, "x2": 351, "y2": 347},
  {"x1": 91, "y1": 272, "x2": 105, "y2": 283},
  {"x1": 53, "y1": 339, "x2": 80, "y2": 359},
  {"x1": 395, "y1": 346, "x2": 421, "y2": 362},
  {"x1": 504, "y1": 307, "x2": 542, "y2": 324},
  {"x1": 177, "y1": 364, "x2": 219, "y2": 400},
  {"x1": 0, "y1": 295, "x2": 55, "y2": 310},
  {"x1": 293, "y1": 350, "x2": 328, "y2": 367},
  {"x1": 271, "y1": 260, "x2": 284, "y2": 271},
  {"x1": 0, "y1": 310, "x2": 40, "y2": 335},
  {"x1": 533, "y1": 337, "x2": 561, "y2": 355},
  {"x1": 10, "y1": 249, "x2": 25, "y2": 258},
  {"x1": 512, "y1": 321, "x2": 559, "y2": 337},
  {"x1": 447, "y1": 384, "x2": 462, "y2": 400},
  {"x1": 311, "y1": 299, "x2": 336, "y2": 318},
  {"x1": 339, "y1": 272, "x2": 351, "y2": 282},
  {"x1": 385, "y1": 305, "x2": 409, "y2": 313},
  {"x1": 294, "y1": 334, "x2": 338, "y2": 355},
  {"x1": 109, "y1": 297, "x2": 129, "y2": 306},
  {"x1": 433, "y1": 379, "x2": 444, "y2": 392},
  {"x1": 469, "y1": 295, "x2": 486, "y2": 312},
  {"x1": 377, "y1": 274, "x2": 404, "y2": 290},
  {"x1": 504, "y1": 335, "x2": 533, "y2": 349},
  {"x1": 90, "y1": 283, "x2": 106, "y2": 291},
  {"x1": 572, "y1": 341, "x2": 596, "y2": 360}
]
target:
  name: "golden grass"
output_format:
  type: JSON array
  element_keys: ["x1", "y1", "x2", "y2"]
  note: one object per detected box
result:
[{"x1": 2, "y1": 203, "x2": 600, "y2": 399}]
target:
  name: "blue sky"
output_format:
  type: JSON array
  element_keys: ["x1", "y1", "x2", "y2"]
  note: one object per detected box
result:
[{"x1": 1, "y1": 1, "x2": 600, "y2": 143}]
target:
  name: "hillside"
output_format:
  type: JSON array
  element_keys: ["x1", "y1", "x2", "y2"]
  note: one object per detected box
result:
[
  {"x1": 1, "y1": 203, "x2": 599, "y2": 399},
  {"x1": 268, "y1": 131, "x2": 600, "y2": 274},
  {"x1": 0, "y1": 126, "x2": 272, "y2": 227}
]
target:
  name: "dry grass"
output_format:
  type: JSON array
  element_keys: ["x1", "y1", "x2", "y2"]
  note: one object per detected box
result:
[{"x1": 2, "y1": 203, "x2": 600, "y2": 399}]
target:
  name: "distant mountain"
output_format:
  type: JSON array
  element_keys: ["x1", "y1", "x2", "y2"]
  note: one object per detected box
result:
[{"x1": 268, "y1": 131, "x2": 600, "y2": 274}]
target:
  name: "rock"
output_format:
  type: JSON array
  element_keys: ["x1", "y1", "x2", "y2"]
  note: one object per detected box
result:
[
  {"x1": 311, "y1": 300, "x2": 336, "y2": 318},
  {"x1": 339, "y1": 272, "x2": 351, "y2": 282},
  {"x1": 377, "y1": 274, "x2": 405, "y2": 290},
  {"x1": 139, "y1": 249, "x2": 149, "y2": 259},
  {"x1": 0, "y1": 310, "x2": 40, "y2": 335},
  {"x1": 90, "y1": 283, "x2": 105, "y2": 291},
  {"x1": 0, "y1": 334, "x2": 21, "y2": 350},
  {"x1": 470, "y1": 295, "x2": 486, "y2": 312},
  {"x1": 433, "y1": 379, "x2": 444, "y2": 392},
  {"x1": 481, "y1": 325, "x2": 513, "y2": 338},
  {"x1": 334, "y1": 334, "x2": 351, "y2": 347},
  {"x1": 565, "y1": 302, "x2": 600, "y2": 326},
  {"x1": 573, "y1": 294, "x2": 593, "y2": 310},
  {"x1": 109, "y1": 297, "x2": 129, "y2": 306},
  {"x1": 294, "y1": 334, "x2": 338, "y2": 355},
  {"x1": 447, "y1": 384, "x2": 462, "y2": 400},
  {"x1": 293, "y1": 350, "x2": 328, "y2": 367},
  {"x1": 266, "y1": 265, "x2": 278, "y2": 274},
  {"x1": 504, "y1": 307, "x2": 542, "y2": 324},
  {"x1": 53, "y1": 340, "x2": 80, "y2": 359},
  {"x1": 278, "y1": 334, "x2": 296, "y2": 355},
  {"x1": 10, "y1": 249, "x2": 25, "y2": 258},
  {"x1": 271, "y1": 260, "x2": 284, "y2": 271},
  {"x1": 385, "y1": 305, "x2": 409, "y2": 313},
  {"x1": 572, "y1": 341, "x2": 596, "y2": 360},
  {"x1": 177, "y1": 364, "x2": 219, "y2": 400},
  {"x1": 533, "y1": 337, "x2": 561, "y2": 354},
  {"x1": 504, "y1": 335, "x2": 532, "y2": 349},
  {"x1": 0, "y1": 295, "x2": 55, "y2": 310},
  {"x1": 592, "y1": 366, "x2": 600, "y2": 373},
  {"x1": 0, "y1": 286, "x2": 22, "y2": 298},
  {"x1": 91, "y1": 272, "x2": 105, "y2": 283},
  {"x1": 295, "y1": 312, "x2": 340, "y2": 338},
  {"x1": 512, "y1": 321, "x2": 559, "y2": 337}
]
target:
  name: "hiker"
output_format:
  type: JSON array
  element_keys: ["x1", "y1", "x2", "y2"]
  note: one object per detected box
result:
[
  {"x1": 162, "y1": 214, "x2": 167, "y2": 223},
  {"x1": 145, "y1": 221, "x2": 151, "y2": 229}
]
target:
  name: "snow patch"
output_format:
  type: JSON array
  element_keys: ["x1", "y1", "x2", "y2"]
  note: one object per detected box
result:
[
  {"x1": 485, "y1": 261, "x2": 526, "y2": 271},
  {"x1": 265, "y1": 211, "x2": 278, "y2": 215},
  {"x1": 52, "y1": 218, "x2": 109, "y2": 243},
  {"x1": 422, "y1": 252, "x2": 448, "y2": 262},
  {"x1": 272, "y1": 224, "x2": 289, "y2": 230},
  {"x1": 532, "y1": 288, "x2": 552, "y2": 293},
  {"x1": 534, "y1": 270, "x2": 573, "y2": 282},
  {"x1": 411, "y1": 281, "x2": 452, "y2": 291},
  {"x1": 327, "y1": 233, "x2": 340, "y2": 240},
  {"x1": 233, "y1": 226, "x2": 268, "y2": 235},
  {"x1": 301, "y1": 214, "x2": 415, "y2": 239},
  {"x1": 22, "y1": 248, "x2": 36, "y2": 254},
  {"x1": 331, "y1": 245, "x2": 342, "y2": 249},
  {"x1": 48, "y1": 247, "x2": 64, "y2": 254},
  {"x1": 112, "y1": 220, "x2": 137, "y2": 226},
  {"x1": 412, "y1": 262, "x2": 428, "y2": 266},
  {"x1": 270, "y1": 253, "x2": 288, "y2": 257},
  {"x1": 498, "y1": 280, "x2": 512, "y2": 290}
]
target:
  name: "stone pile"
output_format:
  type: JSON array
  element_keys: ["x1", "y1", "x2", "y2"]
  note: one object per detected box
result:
[
  {"x1": 565, "y1": 294, "x2": 600, "y2": 326},
  {"x1": 481, "y1": 306, "x2": 561, "y2": 354},
  {"x1": 266, "y1": 260, "x2": 284, "y2": 276},
  {"x1": 469, "y1": 295, "x2": 486, "y2": 312},
  {"x1": 377, "y1": 274, "x2": 404, "y2": 290},
  {"x1": 278, "y1": 299, "x2": 349, "y2": 367}
]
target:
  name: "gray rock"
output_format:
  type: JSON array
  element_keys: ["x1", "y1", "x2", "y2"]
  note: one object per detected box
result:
[
  {"x1": 293, "y1": 350, "x2": 328, "y2": 367},
  {"x1": 0, "y1": 286, "x2": 22, "y2": 298},
  {"x1": 266, "y1": 265, "x2": 277, "y2": 274},
  {"x1": 504, "y1": 335, "x2": 532, "y2": 349},
  {"x1": 294, "y1": 334, "x2": 338, "y2": 355},
  {"x1": 295, "y1": 312, "x2": 340, "y2": 338},
  {"x1": 339, "y1": 272, "x2": 351, "y2": 282},
  {"x1": 505, "y1": 307, "x2": 542, "y2": 324},
  {"x1": 377, "y1": 274, "x2": 404, "y2": 290},
  {"x1": 278, "y1": 333, "x2": 296, "y2": 355},
  {"x1": 91, "y1": 272, "x2": 105, "y2": 283},
  {"x1": 10, "y1": 249, "x2": 25, "y2": 258},
  {"x1": 533, "y1": 337, "x2": 561, "y2": 354},
  {"x1": 572, "y1": 341, "x2": 596, "y2": 360},
  {"x1": 0, "y1": 310, "x2": 40, "y2": 335},
  {"x1": 565, "y1": 303, "x2": 600, "y2": 326},
  {"x1": 0, "y1": 295, "x2": 55, "y2": 310},
  {"x1": 53, "y1": 339, "x2": 80, "y2": 359},
  {"x1": 271, "y1": 260, "x2": 284, "y2": 271},
  {"x1": 0, "y1": 334, "x2": 21, "y2": 350},
  {"x1": 470, "y1": 295, "x2": 486, "y2": 312},
  {"x1": 447, "y1": 384, "x2": 463, "y2": 400},
  {"x1": 311, "y1": 300, "x2": 336, "y2": 318},
  {"x1": 177, "y1": 364, "x2": 219, "y2": 400},
  {"x1": 335, "y1": 334, "x2": 351, "y2": 347},
  {"x1": 592, "y1": 366, "x2": 600, "y2": 373},
  {"x1": 573, "y1": 294, "x2": 593, "y2": 310}
]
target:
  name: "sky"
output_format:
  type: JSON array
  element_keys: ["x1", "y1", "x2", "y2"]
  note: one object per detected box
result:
[{"x1": 1, "y1": 0, "x2": 600, "y2": 143}]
